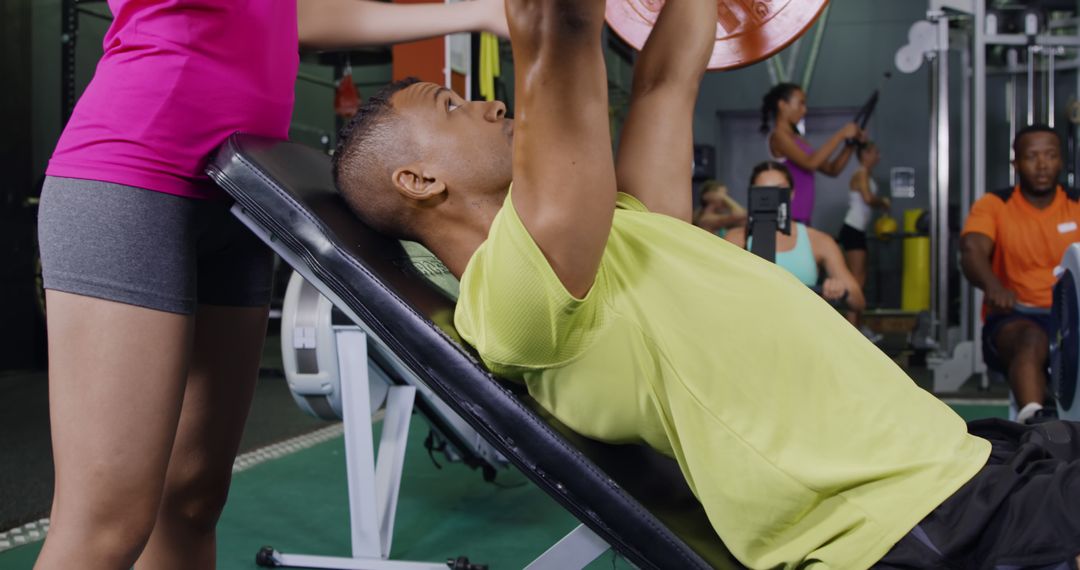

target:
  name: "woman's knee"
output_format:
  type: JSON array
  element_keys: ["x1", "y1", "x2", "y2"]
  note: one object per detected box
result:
[
  {"x1": 47, "y1": 494, "x2": 160, "y2": 565},
  {"x1": 158, "y1": 466, "x2": 233, "y2": 532}
]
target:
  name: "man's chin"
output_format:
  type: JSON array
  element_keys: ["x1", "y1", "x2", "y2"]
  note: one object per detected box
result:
[{"x1": 1031, "y1": 182, "x2": 1058, "y2": 194}]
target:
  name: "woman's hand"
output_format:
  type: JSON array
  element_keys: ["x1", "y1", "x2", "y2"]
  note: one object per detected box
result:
[
  {"x1": 839, "y1": 122, "x2": 860, "y2": 139},
  {"x1": 822, "y1": 277, "x2": 848, "y2": 302}
]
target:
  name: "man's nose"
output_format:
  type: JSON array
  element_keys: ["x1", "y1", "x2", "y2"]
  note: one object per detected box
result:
[{"x1": 484, "y1": 100, "x2": 507, "y2": 122}]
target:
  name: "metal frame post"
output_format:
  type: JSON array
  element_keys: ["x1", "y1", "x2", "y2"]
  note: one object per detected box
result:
[
  {"x1": 337, "y1": 330, "x2": 386, "y2": 558},
  {"x1": 928, "y1": 36, "x2": 940, "y2": 350},
  {"x1": 932, "y1": 14, "x2": 952, "y2": 352},
  {"x1": 972, "y1": 0, "x2": 987, "y2": 383},
  {"x1": 1048, "y1": 48, "x2": 1057, "y2": 127},
  {"x1": 1008, "y1": 48, "x2": 1019, "y2": 184},
  {"x1": 960, "y1": 40, "x2": 973, "y2": 346},
  {"x1": 374, "y1": 386, "x2": 416, "y2": 557},
  {"x1": 1028, "y1": 45, "x2": 1038, "y2": 127}
]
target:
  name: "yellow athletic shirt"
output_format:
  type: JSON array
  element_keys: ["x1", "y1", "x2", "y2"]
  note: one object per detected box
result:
[{"x1": 454, "y1": 191, "x2": 990, "y2": 569}]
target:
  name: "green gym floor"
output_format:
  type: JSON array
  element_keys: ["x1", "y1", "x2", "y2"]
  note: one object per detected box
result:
[
  {"x1": 0, "y1": 420, "x2": 634, "y2": 569},
  {"x1": 0, "y1": 331, "x2": 1009, "y2": 570}
]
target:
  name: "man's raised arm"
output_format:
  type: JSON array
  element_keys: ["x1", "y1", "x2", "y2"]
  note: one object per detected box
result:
[
  {"x1": 614, "y1": 0, "x2": 716, "y2": 221},
  {"x1": 507, "y1": 0, "x2": 616, "y2": 299}
]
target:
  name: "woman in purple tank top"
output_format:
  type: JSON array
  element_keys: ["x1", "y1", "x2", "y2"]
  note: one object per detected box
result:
[{"x1": 760, "y1": 83, "x2": 865, "y2": 225}]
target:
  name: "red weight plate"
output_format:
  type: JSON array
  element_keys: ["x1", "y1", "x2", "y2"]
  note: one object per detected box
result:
[{"x1": 606, "y1": 0, "x2": 830, "y2": 70}]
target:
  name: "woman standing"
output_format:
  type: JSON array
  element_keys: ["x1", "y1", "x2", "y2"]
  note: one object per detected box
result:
[
  {"x1": 34, "y1": 2, "x2": 506, "y2": 568},
  {"x1": 761, "y1": 82, "x2": 864, "y2": 225},
  {"x1": 839, "y1": 142, "x2": 890, "y2": 340}
]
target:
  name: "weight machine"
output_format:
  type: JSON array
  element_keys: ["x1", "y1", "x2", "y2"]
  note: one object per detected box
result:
[{"x1": 895, "y1": 0, "x2": 1080, "y2": 393}]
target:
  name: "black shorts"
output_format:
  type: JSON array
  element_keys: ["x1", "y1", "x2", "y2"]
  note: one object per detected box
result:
[
  {"x1": 837, "y1": 223, "x2": 868, "y2": 251},
  {"x1": 982, "y1": 310, "x2": 1056, "y2": 372},
  {"x1": 876, "y1": 419, "x2": 1080, "y2": 569}
]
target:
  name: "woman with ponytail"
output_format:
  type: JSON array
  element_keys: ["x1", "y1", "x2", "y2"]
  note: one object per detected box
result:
[{"x1": 760, "y1": 83, "x2": 864, "y2": 225}]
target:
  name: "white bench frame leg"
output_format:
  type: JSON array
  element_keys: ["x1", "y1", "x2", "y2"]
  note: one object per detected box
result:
[
  {"x1": 524, "y1": 524, "x2": 612, "y2": 570},
  {"x1": 263, "y1": 330, "x2": 445, "y2": 570}
]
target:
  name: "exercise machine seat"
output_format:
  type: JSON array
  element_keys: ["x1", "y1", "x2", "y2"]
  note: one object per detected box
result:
[{"x1": 207, "y1": 133, "x2": 742, "y2": 570}]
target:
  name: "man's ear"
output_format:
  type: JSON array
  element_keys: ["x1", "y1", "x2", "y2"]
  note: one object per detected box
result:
[{"x1": 391, "y1": 165, "x2": 447, "y2": 201}]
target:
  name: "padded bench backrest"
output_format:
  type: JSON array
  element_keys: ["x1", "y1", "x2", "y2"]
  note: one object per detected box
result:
[{"x1": 208, "y1": 134, "x2": 741, "y2": 570}]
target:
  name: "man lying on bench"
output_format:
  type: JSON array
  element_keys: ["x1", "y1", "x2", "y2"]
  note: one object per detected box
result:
[{"x1": 330, "y1": 0, "x2": 1080, "y2": 567}]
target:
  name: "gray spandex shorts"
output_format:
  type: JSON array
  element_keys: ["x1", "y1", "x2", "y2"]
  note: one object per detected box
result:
[{"x1": 38, "y1": 176, "x2": 274, "y2": 315}]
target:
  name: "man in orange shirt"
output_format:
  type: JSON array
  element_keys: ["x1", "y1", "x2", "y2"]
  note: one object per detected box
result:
[{"x1": 961, "y1": 125, "x2": 1080, "y2": 423}]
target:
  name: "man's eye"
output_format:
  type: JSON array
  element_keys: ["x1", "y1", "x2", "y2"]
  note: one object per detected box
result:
[{"x1": 448, "y1": 101, "x2": 460, "y2": 112}]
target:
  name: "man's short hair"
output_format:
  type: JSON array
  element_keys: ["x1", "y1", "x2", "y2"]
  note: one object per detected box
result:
[
  {"x1": 1013, "y1": 124, "x2": 1061, "y2": 156},
  {"x1": 332, "y1": 77, "x2": 422, "y2": 240}
]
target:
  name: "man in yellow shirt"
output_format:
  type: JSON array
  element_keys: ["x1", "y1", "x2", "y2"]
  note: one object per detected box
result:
[{"x1": 332, "y1": 0, "x2": 1080, "y2": 567}]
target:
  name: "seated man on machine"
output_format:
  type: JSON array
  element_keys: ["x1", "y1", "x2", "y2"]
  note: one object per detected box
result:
[
  {"x1": 332, "y1": 0, "x2": 1080, "y2": 567},
  {"x1": 961, "y1": 124, "x2": 1080, "y2": 424}
]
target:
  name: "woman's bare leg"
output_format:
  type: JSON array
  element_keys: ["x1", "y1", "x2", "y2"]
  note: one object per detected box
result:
[
  {"x1": 135, "y1": 304, "x2": 269, "y2": 570},
  {"x1": 35, "y1": 291, "x2": 193, "y2": 570},
  {"x1": 845, "y1": 249, "x2": 868, "y2": 327}
]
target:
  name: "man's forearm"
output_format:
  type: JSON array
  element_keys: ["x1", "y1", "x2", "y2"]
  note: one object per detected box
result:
[
  {"x1": 960, "y1": 253, "x2": 1002, "y2": 292},
  {"x1": 631, "y1": 0, "x2": 715, "y2": 92},
  {"x1": 503, "y1": 0, "x2": 614, "y2": 299},
  {"x1": 505, "y1": 0, "x2": 607, "y2": 56}
]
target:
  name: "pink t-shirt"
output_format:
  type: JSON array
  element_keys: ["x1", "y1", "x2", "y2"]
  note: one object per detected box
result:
[{"x1": 48, "y1": 0, "x2": 299, "y2": 199}]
